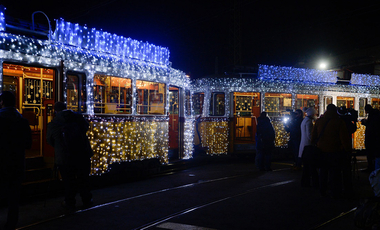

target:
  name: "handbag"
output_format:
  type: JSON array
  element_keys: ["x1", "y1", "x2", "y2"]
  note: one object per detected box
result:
[{"x1": 302, "y1": 119, "x2": 330, "y2": 167}]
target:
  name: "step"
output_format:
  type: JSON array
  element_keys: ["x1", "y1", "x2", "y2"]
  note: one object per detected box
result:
[
  {"x1": 25, "y1": 156, "x2": 45, "y2": 170},
  {"x1": 23, "y1": 167, "x2": 54, "y2": 183}
]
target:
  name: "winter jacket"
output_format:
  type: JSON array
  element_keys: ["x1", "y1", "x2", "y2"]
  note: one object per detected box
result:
[
  {"x1": 285, "y1": 115, "x2": 302, "y2": 142},
  {"x1": 311, "y1": 109, "x2": 351, "y2": 154},
  {"x1": 363, "y1": 108, "x2": 380, "y2": 153},
  {"x1": 298, "y1": 116, "x2": 314, "y2": 158},
  {"x1": 0, "y1": 107, "x2": 32, "y2": 180},
  {"x1": 255, "y1": 116, "x2": 275, "y2": 151},
  {"x1": 46, "y1": 110, "x2": 91, "y2": 165}
]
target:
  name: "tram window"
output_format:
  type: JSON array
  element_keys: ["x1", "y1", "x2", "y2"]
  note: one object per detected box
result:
[
  {"x1": 234, "y1": 92, "x2": 260, "y2": 116},
  {"x1": 359, "y1": 98, "x2": 367, "y2": 117},
  {"x1": 169, "y1": 88, "x2": 179, "y2": 115},
  {"x1": 371, "y1": 98, "x2": 380, "y2": 110},
  {"x1": 93, "y1": 74, "x2": 132, "y2": 114},
  {"x1": 2, "y1": 76, "x2": 19, "y2": 108},
  {"x1": 337, "y1": 96, "x2": 354, "y2": 109},
  {"x1": 296, "y1": 94, "x2": 319, "y2": 114},
  {"x1": 136, "y1": 80, "x2": 166, "y2": 115},
  {"x1": 209, "y1": 92, "x2": 225, "y2": 116},
  {"x1": 192, "y1": 93, "x2": 204, "y2": 115},
  {"x1": 264, "y1": 93, "x2": 291, "y2": 117},
  {"x1": 185, "y1": 90, "x2": 191, "y2": 116},
  {"x1": 324, "y1": 96, "x2": 333, "y2": 112},
  {"x1": 66, "y1": 73, "x2": 87, "y2": 113}
]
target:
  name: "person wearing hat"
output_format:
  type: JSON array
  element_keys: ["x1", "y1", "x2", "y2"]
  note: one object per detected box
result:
[
  {"x1": 0, "y1": 91, "x2": 32, "y2": 230},
  {"x1": 299, "y1": 107, "x2": 318, "y2": 188}
]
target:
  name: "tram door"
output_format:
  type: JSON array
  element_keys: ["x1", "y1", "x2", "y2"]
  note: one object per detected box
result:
[
  {"x1": 2, "y1": 63, "x2": 55, "y2": 159},
  {"x1": 233, "y1": 92, "x2": 261, "y2": 142},
  {"x1": 168, "y1": 86, "x2": 180, "y2": 161}
]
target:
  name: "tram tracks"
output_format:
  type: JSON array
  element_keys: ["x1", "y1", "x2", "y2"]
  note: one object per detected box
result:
[
  {"x1": 17, "y1": 170, "x2": 271, "y2": 229},
  {"x1": 16, "y1": 163, "x2": 365, "y2": 230}
]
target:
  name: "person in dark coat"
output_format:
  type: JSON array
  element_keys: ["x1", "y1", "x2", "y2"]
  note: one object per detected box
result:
[
  {"x1": 46, "y1": 102, "x2": 93, "y2": 211},
  {"x1": 337, "y1": 106, "x2": 357, "y2": 194},
  {"x1": 0, "y1": 91, "x2": 32, "y2": 230},
  {"x1": 361, "y1": 104, "x2": 380, "y2": 172},
  {"x1": 284, "y1": 109, "x2": 303, "y2": 170},
  {"x1": 311, "y1": 104, "x2": 351, "y2": 198},
  {"x1": 255, "y1": 112, "x2": 276, "y2": 171}
]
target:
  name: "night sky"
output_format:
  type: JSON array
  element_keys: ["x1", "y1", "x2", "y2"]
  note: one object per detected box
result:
[{"x1": 2, "y1": 1, "x2": 380, "y2": 79}]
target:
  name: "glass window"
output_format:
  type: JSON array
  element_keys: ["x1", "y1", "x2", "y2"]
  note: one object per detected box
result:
[
  {"x1": 359, "y1": 98, "x2": 367, "y2": 117},
  {"x1": 234, "y1": 92, "x2": 260, "y2": 116},
  {"x1": 192, "y1": 93, "x2": 204, "y2": 115},
  {"x1": 3, "y1": 76, "x2": 18, "y2": 108},
  {"x1": 337, "y1": 96, "x2": 354, "y2": 109},
  {"x1": 169, "y1": 87, "x2": 179, "y2": 115},
  {"x1": 371, "y1": 98, "x2": 380, "y2": 110},
  {"x1": 324, "y1": 96, "x2": 333, "y2": 112},
  {"x1": 264, "y1": 93, "x2": 292, "y2": 117},
  {"x1": 209, "y1": 92, "x2": 225, "y2": 116},
  {"x1": 93, "y1": 74, "x2": 132, "y2": 114},
  {"x1": 67, "y1": 72, "x2": 86, "y2": 113},
  {"x1": 296, "y1": 94, "x2": 319, "y2": 114},
  {"x1": 136, "y1": 80, "x2": 166, "y2": 115}
]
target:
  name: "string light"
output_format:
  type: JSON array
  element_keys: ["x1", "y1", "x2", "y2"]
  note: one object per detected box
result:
[
  {"x1": 0, "y1": 6, "x2": 377, "y2": 174},
  {"x1": 0, "y1": 6, "x2": 193, "y2": 176},
  {"x1": 193, "y1": 65, "x2": 380, "y2": 150}
]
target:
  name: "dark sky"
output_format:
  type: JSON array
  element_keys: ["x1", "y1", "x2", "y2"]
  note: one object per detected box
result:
[{"x1": 2, "y1": 1, "x2": 380, "y2": 78}]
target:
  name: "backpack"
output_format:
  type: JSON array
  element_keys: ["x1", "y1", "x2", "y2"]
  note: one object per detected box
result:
[{"x1": 61, "y1": 116, "x2": 93, "y2": 158}]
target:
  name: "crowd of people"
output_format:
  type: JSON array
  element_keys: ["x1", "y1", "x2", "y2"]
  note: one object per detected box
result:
[
  {"x1": 255, "y1": 103, "x2": 379, "y2": 199},
  {"x1": 0, "y1": 91, "x2": 93, "y2": 230}
]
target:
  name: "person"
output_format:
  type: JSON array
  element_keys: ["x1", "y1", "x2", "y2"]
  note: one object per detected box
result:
[
  {"x1": 47, "y1": 102, "x2": 93, "y2": 211},
  {"x1": 0, "y1": 91, "x2": 32, "y2": 230},
  {"x1": 299, "y1": 107, "x2": 318, "y2": 188},
  {"x1": 255, "y1": 112, "x2": 275, "y2": 171},
  {"x1": 338, "y1": 106, "x2": 357, "y2": 194},
  {"x1": 311, "y1": 104, "x2": 351, "y2": 198},
  {"x1": 361, "y1": 104, "x2": 380, "y2": 172},
  {"x1": 285, "y1": 109, "x2": 303, "y2": 170}
]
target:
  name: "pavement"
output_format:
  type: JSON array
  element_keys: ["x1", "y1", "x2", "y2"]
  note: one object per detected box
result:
[{"x1": 0, "y1": 154, "x2": 376, "y2": 230}]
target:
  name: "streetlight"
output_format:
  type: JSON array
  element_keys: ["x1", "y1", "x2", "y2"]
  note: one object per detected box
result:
[{"x1": 318, "y1": 61, "x2": 327, "y2": 69}]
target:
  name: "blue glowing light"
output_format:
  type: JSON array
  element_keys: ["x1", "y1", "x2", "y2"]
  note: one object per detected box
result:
[
  {"x1": 52, "y1": 18, "x2": 170, "y2": 66},
  {"x1": 258, "y1": 64, "x2": 338, "y2": 83},
  {"x1": 0, "y1": 6, "x2": 5, "y2": 32}
]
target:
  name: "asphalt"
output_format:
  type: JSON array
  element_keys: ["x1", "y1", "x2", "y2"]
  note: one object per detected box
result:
[{"x1": 0, "y1": 154, "x2": 376, "y2": 230}]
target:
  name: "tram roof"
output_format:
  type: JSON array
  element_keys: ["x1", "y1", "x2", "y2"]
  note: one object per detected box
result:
[{"x1": 0, "y1": 6, "x2": 170, "y2": 67}]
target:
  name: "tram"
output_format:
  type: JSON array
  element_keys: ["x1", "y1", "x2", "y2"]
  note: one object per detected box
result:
[
  {"x1": 1, "y1": 6, "x2": 379, "y2": 179},
  {"x1": 0, "y1": 6, "x2": 193, "y2": 176},
  {"x1": 192, "y1": 65, "x2": 380, "y2": 155}
]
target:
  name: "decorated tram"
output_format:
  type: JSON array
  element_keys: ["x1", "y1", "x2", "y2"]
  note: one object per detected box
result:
[
  {"x1": 0, "y1": 6, "x2": 193, "y2": 176},
  {"x1": 192, "y1": 65, "x2": 379, "y2": 155},
  {"x1": 0, "y1": 6, "x2": 379, "y2": 179}
]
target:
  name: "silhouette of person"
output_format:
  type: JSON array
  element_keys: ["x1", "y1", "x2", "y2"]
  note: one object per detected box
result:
[
  {"x1": 0, "y1": 91, "x2": 32, "y2": 230},
  {"x1": 361, "y1": 104, "x2": 380, "y2": 172},
  {"x1": 47, "y1": 102, "x2": 93, "y2": 211},
  {"x1": 255, "y1": 112, "x2": 275, "y2": 171},
  {"x1": 311, "y1": 104, "x2": 351, "y2": 198}
]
